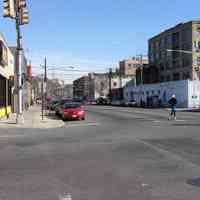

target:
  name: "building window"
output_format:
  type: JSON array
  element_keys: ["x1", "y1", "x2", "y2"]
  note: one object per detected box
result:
[
  {"x1": 156, "y1": 41, "x2": 159, "y2": 50},
  {"x1": 165, "y1": 35, "x2": 171, "y2": 46},
  {"x1": 100, "y1": 82, "x2": 105, "y2": 91},
  {"x1": 160, "y1": 76, "x2": 165, "y2": 82},
  {"x1": 156, "y1": 52, "x2": 159, "y2": 60},
  {"x1": 166, "y1": 50, "x2": 172, "y2": 57},
  {"x1": 161, "y1": 50, "x2": 165, "y2": 59},
  {"x1": 166, "y1": 61, "x2": 170, "y2": 70},
  {"x1": 161, "y1": 37, "x2": 165, "y2": 47},
  {"x1": 150, "y1": 53, "x2": 154, "y2": 62},
  {"x1": 183, "y1": 72, "x2": 190, "y2": 80},
  {"x1": 197, "y1": 27, "x2": 200, "y2": 35},
  {"x1": 183, "y1": 57, "x2": 191, "y2": 68},
  {"x1": 173, "y1": 59, "x2": 180, "y2": 69},
  {"x1": 160, "y1": 63, "x2": 165, "y2": 71},
  {"x1": 173, "y1": 73, "x2": 180, "y2": 81},
  {"x1": 166, "y1": 75, "x2": 171, "y2": 81},
  {"x1": 128, "y1": 64, "x2": 132, "y2": 67}
]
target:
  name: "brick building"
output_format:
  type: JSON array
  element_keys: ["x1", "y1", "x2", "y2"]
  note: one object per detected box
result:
[
  {"x1": 119, "y1": 57, "x2": 148, "y2": 77},
  {"x1": 149, "y1": 20, "x2": 200, "y2": 83},
  {"x1": 73, "y1": 76, "x2": 90, "y2": 100}
]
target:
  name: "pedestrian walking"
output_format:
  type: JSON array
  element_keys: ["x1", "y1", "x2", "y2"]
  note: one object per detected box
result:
[{"x1": 168, "y1": 94, "x2": 177, "y2": 120}]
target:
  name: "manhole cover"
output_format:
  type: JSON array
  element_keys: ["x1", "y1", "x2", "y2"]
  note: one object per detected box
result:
[{"x1": 186, "y1": 177, "x2": 200, "y2": 187}]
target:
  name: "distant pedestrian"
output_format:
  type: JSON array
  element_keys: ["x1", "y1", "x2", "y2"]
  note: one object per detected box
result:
[{"x1": 168, "y1": 94, "x2": 177, "y2": 120}]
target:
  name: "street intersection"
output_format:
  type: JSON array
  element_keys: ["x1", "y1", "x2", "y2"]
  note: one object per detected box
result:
[{"x1": 0, "y1": 106, "x2": 200, "y2": 199}]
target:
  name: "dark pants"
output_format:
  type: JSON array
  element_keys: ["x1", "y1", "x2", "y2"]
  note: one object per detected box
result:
[{"x1": 170, "y1": 106, "x2": 176, "y2": 118}]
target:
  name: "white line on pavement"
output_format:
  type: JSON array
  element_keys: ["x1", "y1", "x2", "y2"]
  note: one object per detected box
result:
[
  {"x1": 0, "y1": 135, "x2": 23, "y2": 138},
  {"x1": 65, "y1": 122, "x2": 101, "y2": 127},
  {"x1": 152, "y1": 119, "x2": 186, "y2": 123},
  {"x1": 59, "y1": 193, "x2": 72, "y2": 200}
]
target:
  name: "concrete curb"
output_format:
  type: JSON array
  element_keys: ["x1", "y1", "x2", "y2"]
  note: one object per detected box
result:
[
  {"x1": 0, "y1": 119, "x2": 65, "y2": 129},
  {"x1": 0, "y1": 106, "x2": 65, "y2": 129}
]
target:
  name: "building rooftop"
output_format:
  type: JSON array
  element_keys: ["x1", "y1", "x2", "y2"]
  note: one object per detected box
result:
[{"x1": 149, "y1": 20, "x2": 200, "y2": 41}]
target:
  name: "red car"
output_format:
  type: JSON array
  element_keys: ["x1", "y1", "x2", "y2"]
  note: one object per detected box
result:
[{"x1": 60, "y1": 103, "x2": 85, "y2": 121}]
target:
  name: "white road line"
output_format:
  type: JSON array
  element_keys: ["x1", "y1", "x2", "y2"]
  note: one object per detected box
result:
[
  {"x1": 152, "y1": 119, "x2": 186, "y2": 123},
  {"x1": 175, "y1": 119, "x2": 186, "y2": 122},
  {"x1": 59, "y1": 193, "x2": 72, "y2": 200},
  {"x1": 0, "y1": 135, "x2": 23, "y2": 138},
  {"x1": 65, "y1": 122, "x2": 101, "y2": 127}
]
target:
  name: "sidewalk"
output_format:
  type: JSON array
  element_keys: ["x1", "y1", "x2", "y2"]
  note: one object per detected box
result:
[{"x1": 0, "y1": 106, "x2": 65, "y2": 129}]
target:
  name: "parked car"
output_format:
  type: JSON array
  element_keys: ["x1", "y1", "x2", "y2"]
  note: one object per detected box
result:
[
  {"x1": 55, "y1": 99, "x2": 73, "y2": 115},
  {"x1": 96, "y1": 97, "x2": 108, "y2": 105},
  {"x1": 60, "y1": 103, "x2": 85, "y2": 121},
  {"x1": 111, "y1": 100, "x2": 121, "y2": 106},
  {"x1": 128, "y1": 99, "x2": 137, "y2": 107},
  {"x1": 90, "y1": 100, "x2": 97, "y2": 105},
  {"x1": 48, "y1": 100, "x2": 59, "y2": 110}
]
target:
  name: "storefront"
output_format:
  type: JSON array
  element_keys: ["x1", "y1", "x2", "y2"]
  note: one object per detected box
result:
[
  {"x1": 0, "y1": 75, "x2": 12, "y2": 118},
  {"x1": 0, "y1": 34, "x2": 14, "y2": 118}
]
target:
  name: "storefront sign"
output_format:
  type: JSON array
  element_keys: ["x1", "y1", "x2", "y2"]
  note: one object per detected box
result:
[{"x1": 0, "y1": 41, "x2": 8, "y2": 66}]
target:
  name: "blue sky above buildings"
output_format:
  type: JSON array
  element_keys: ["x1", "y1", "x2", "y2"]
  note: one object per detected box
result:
[{"x1": 0, "y1": 0, "x2": 200, "y2": 83}]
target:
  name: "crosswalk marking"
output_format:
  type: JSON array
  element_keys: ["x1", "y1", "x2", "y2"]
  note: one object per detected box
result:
[
  {"x1": 59, "y1": 193, "x2": 72, "y2": 200},
  {"x1": 65, "y1": 122, "x2": 100, "y2": 127}
]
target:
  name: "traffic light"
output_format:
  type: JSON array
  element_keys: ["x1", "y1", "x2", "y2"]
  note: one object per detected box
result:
[
  {"x1": 3, "y1": 0, "x2": 15, "y2": 18},
  {"x1": 17, "y1": 0, "x2": 26, "y2": 8},
  {"x1": 19, "y1": 6, "x2": 29, "y2": 25}
]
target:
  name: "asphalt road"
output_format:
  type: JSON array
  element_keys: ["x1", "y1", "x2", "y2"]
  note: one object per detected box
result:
[{"x1": 1, "y1": 106, "x2": 200, "y2": 199}]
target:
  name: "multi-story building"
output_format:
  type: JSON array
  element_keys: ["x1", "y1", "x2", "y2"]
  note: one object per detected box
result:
[
  {"x1": 54, "y1": 84, "x2": 73, "y2": 99},
  {"x1": 88, "y1": 72, "x2": 134, "y2": 101},
  {"x1": 149, "y1": 20, "x2": 200, "y2": 83},
  {"x1": 119, "y1": 57, "x2": 148, "y2": 76},
  {"x1": 0, "y1": 34, "x2": 14, "y2": 118},
  {"x1": 73, "y1": 76, "x2": 90, "y2": 100}
]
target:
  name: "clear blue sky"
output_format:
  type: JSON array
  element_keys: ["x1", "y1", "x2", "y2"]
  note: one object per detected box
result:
[{"x1": 0, "y1": 0, "x2": 200, "y2": 83}]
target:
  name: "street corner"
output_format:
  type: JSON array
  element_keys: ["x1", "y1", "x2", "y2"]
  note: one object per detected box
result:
[{"x1": 36, "y1": 119, "x2": 65, "y2": 129}]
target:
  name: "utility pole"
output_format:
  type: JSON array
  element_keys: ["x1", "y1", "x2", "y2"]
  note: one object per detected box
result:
[
  {"x1": 117, "y1": 68, "x2": 122, "y2": 101},
  {"x1": 136, "y1": 54, "x2": 148, "y2": 84},
  {"x1": 108, "y1": 68, "x2": 112, "y2": 104},
  {"x1": 136, "y1": 54, "x2": 147, "y2": 107},
  {"x1": 44, "y1": 57, "x2": 47, "y2": 114},
  {"x1": 3, "y1": 0, "x2": 29, "y2": 124},
  {"x1": 41, "y1": 75, "x2": 44, "y2": 120},
  {"x1": 137, "y1": 54, "x2": 144, "y2": 85}
]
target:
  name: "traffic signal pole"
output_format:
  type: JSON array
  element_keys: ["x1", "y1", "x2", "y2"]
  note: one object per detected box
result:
[
  {"x1": 3, "y1": 0, "x2": 29, "y2": 124},
  {"x1": 15, "y1": 0, "x2": 24, "y2": 123}
]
